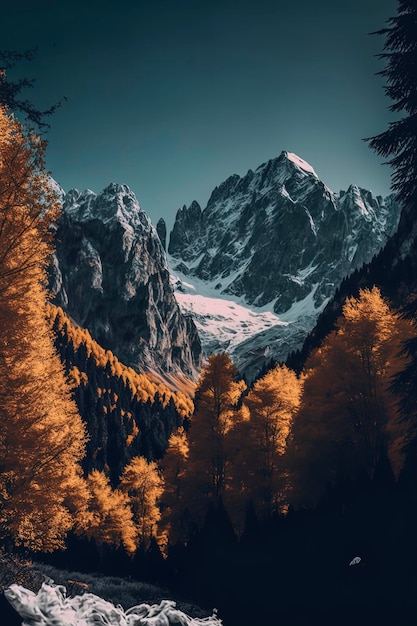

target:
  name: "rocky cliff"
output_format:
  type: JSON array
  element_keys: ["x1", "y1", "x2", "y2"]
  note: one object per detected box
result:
[
  {"x1": 49, "y1": 183, "x2": 201, "y2": 381},
  {"x1": 167, "y1": 151, "x2": 401, "y2": 376}
]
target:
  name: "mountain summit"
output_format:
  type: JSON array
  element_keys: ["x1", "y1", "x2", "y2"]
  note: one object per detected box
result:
[
  {"x1": 49, "y1": 183, "x2": 202, "y2": 382},
  {"x1": 168, "y1": 151, "x2": 401, "y2": 376},
  {"x1": 48, "y1": 152, "x2": 401, "y2": 383},
  {"x1": 169, "y1": 151, "x2": 399, "y2": 312}
]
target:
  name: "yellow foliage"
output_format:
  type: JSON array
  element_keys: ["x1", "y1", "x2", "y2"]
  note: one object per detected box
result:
[
  {"x1": 229, "y1": 364, "x2": 303, "y2": 527},
  {"x1": 289, "y1": 287, "x2": 415, "y2": 507},
  {"x1": 46, "y1": 304, "x2": 194, "y2": 418},
  {"x1": 158, "y1": 427, "x2": 189, "y2": 546},
  {"x1": 120, "y1": 456, "x2": 164, "y2": 549},
  {"x1": 75, "y1": 470, "x2": 137, "y2": 554},
  {"x1": 126, "y1": 422, "x2": 139, "y2": 447},
  {"x1": 166, "y1": 427, "x2": 189, "y2": 461},
  {"x1": 68, "y1": 366, "x2": 88, "y2": 388},
  {"x1": 194, "y1": 352, "x2": 246, "y2": 435},
  {"x1": 245, "y1": 364, "x2": 303, "y2": 455},
  {"x1": 179, "y1": 353, "x2": 246, "y2": 531},
  {"x1": 0, "y1": 106, "x2": 87, "y2": 551}
]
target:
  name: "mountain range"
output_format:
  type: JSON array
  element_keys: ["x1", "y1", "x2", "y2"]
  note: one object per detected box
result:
[
  {"x1": 167, "y1": 151, "x2": 401, "y2": 377},
  {"x1": 49, "y1": 151, "x2": 401, "y2": 382}
]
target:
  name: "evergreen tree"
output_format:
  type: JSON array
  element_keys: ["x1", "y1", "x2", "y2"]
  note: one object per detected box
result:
[
  {"x1": 366, "y1": 0, "x2": 417, "y2": 216},
  {"x1": 364, "y1": 1, "x2": 417, "y2": 497}
]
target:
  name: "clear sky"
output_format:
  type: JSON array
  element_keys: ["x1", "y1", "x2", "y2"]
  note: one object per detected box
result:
[{"x1": 2, "y1": 0, "x2": 398, "y2": 230}]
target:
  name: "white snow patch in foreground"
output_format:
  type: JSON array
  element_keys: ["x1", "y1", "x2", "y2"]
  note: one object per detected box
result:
[{"x1": 5, "y1": 582, "x2": 222, "y2": 626}]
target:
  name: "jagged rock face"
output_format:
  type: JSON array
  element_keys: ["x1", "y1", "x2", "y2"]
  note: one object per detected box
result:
[
  {"x1": 169, "y1": 151, "x2": 401, "y2": 314},
  {"x1": 156, "y1": 218, "x2": 167, "y2": 251},
  {"x1": 170, "y1": 200, "x2": 203, "y2": 262},
  {"x1": 168, "y1": 151, "x2": 401, "y2": 378},
  {"x1": 49, "y1": 183, "x2": 201, "y2": 380}
]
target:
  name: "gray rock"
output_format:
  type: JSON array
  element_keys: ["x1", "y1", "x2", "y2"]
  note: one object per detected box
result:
[
  {"x1": 156, "y1": 218, "x2": 167, "y2": 251},
  {"x1": 49, "y1": 183, "x2": 202, "y2": 380},
  {"x1": 169, "y1": 151, "x2": 401, "y2": 315},
  {"x1": 167, "y1": 151, "x2": 402, "y2": 377}
]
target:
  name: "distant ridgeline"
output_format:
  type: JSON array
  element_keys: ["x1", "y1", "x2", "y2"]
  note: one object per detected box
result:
[{"x1": 46, "y1": 305, "x2": 193, "y2": 484}]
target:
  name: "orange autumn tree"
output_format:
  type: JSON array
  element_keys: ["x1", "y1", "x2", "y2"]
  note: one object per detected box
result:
[
  {"x1": 158, "y1": 426, "x2": 189, "y2": 546},
  {"x1": 75, "y1": 470, "x2": 137, "y2": 555},
  {"x1": 288, "y1": 287, "x2": 414, "y2": 507},
  {"x1": 0, "y1": 105, "x2": 87, "y2": 550},
  {"x1": 120, "y1": 456, "x2": 164, "y2": 549},
  {"x1": 181, "y1": 353, "x2": 246, "y2": 530},
  {"x1": 231, "y1": 364, "x2": 303, "y2": 526}
]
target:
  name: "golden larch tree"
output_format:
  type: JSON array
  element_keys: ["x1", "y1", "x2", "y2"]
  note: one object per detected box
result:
[
  {"x1": 120, "y1": 456, "x2": 164, "y2": 549},
  {"x1": 182, "y1": 353, "x2": 246, "y2": 529},
  {"x1": 158, "y1": 426, "x2": 190, "y2": 546},
  {"x1": 75, "y1": 470, "x2": 137, "y2": 554},
  {"x1": 232, "y1": 364, "x2": 303, "y2": 524},
  {"x1": 0, "y1": 105, "x2": 86, "y2": 550},
  {"x1": 288, "y1": 287, "x2": 414, "y2": 508}
]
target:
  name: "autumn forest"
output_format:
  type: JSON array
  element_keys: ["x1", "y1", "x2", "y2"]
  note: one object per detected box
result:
[
  {"x1": 1, "y1": 2, "x2": 417, "y2": 624},
  {"x1": 1, "y1": 96, "x2": 417, "y2": 622}
]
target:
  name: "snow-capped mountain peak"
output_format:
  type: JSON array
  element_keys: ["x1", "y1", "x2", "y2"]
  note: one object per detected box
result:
[
  {"x1": 63, "y1": 183, "x2": 153, "y2": 235},
  {"x1": 281, "y1": 151, "x2": 319, "y2": 178},
  {"x1": 167, "y1": 151, "x2": 401, "y2": 378}
]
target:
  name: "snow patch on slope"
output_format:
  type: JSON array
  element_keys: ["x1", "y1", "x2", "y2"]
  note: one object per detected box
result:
[
  {"x1": 169, "y1": 255, "x2": 325, "y2": 376},
  {"x1": 170, "y1": 257, "x2": 287, "y2": 356},
  {"x1": 167, "y1": 151, "x2": 402, "y2": 377},
  {"x1": 286, "y1": 151, "x2": 318, "y2": 177}
]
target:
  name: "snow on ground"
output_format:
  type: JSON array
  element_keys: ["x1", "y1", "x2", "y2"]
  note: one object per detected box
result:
[
  {"x1": 175, "y1": 290, "x2": 287, "y2": 354},
  {"x1": 279, "y1": 282, "x2": 326, "y2": 322},
  {"x1": 5, "y1": 582, "x2": 222, "y2": 626}
]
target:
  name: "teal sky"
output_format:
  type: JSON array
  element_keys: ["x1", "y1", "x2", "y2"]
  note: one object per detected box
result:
[{"x1": 2, "y1": 0, "x2": 398, "y2": 230}]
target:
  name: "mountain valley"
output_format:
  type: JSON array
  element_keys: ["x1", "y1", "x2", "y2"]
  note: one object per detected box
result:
[{"x1": 49, "y1": 151, "x2": 401, "y2": 382}]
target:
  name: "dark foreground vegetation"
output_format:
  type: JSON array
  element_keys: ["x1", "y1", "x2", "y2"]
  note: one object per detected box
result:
[{"x1": 32, "y1": 466, "x2": 417, "y2": 626}]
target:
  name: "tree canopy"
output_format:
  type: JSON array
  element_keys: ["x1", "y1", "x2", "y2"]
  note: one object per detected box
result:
[
  {"x1": 234, "y1": 364, "x2": 303, "y2": 523},
  {"x1": 288, "y1": 287, "x2": 413, "y2": 507},
  {"x1": 179, "y1": 353, "x2": 246, "y2": 532},
  {"x1": 0, "y1": 49, "x2": 63, "y2": 129},
  {"x1": 0, "y1": 105, "x2": 87, "y2": 551},
  {"x1": 366, "y1": 0, "x2": 417, "y2": 215}
]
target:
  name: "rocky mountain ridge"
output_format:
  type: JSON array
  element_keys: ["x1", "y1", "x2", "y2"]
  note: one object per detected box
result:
[
  {"x1": 48, "y1": 150, "x2": 401, "y2": 384},
  {"x1": 167, "y1": 151, "x2": 401, "y2": 377},
  {"x1": 49, "y1": 183, "x2": 202, "y2": 383},
  {"x1": 169, "y1": 151, "x2": 399, "y2": 312}
]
